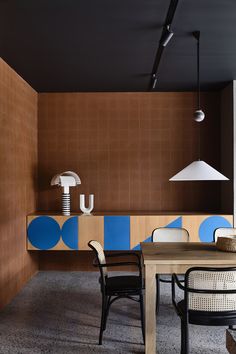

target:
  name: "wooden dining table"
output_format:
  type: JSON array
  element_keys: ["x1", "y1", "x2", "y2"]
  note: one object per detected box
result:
[{"x1": 141, "y1": 242, "x2": 236, "y2": 354}]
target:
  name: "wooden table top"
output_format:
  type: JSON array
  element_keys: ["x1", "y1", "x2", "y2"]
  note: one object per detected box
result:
[{"x1": 141, "y1": 242, "x2": 236, "y2": 265}]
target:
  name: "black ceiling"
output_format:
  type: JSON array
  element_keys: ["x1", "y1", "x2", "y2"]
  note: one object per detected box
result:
[{"x1": 0, "y1": 0, "x2": 236, "y2": 92}]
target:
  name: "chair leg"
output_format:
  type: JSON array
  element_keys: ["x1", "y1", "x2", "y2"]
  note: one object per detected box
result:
[
  {"x1": 103, "y1": 296, "x2": 111, "y2": 331},
  {"x1": 99, "y1": 295, "x2": 106, "y2": 345},
  {"x1": 156, "y1": 274, "x2": 160, "y2": 314},
  {"x1": 181, "y1": 319, "x2": 189, "y2": 354},
  {"x1": 139, "y1": 293, "x2": 145, "y2": 344},
  {"x1": 181, "y1": 320, "x2": 184, "y2": 354}
]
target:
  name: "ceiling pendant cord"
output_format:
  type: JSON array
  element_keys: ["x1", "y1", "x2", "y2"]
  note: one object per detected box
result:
[
  {"x1": 193, "y1": 30, "x2": 201, "y2": 109},
  {"x1": 198, "y1": 112, "x2": 201, "y2": 160},
  {"x1": 197, "y1": 32, "x2": 200, "y2": 110},
  {"x1": 197, "y1": 32, "x2": 201, "y2": 160},
  {"x1": 193, "y1": 30, "x2": 204, "y2": 157},
  {"x1": 193, "y1": 31, "x2": 205, "y2": 123}
]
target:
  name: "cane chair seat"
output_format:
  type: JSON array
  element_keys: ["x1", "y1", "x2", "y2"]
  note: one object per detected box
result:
[
  {"x1": 152, "y1": 227, "x2": 189, "y2": 243},
  {"x1": 187, "y1": 269, "x2": 236, "y2": 312},
  {"x1": 214, "y1": 227, "x2": 236, "y2": 242},
  {"x1": 172, "y1": 267, "x2": 236, "y2": 353},
  {"x1": 152, "y1": 227, "x2": 190, "y2": 313},
  {"x1": 106, "y1": 275, "x2": 141, "y2": 294},
  {"x1": 177, "y1": 300, "x2": 236, "y2": 326}
]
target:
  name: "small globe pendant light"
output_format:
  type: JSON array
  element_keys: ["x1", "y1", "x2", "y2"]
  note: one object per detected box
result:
[
  {"x1": 169, "y1": 31, "x2": 229, "y2": 181},
  {"x1": 194, "y1": 109, "x2": 205, "y2": 122}
]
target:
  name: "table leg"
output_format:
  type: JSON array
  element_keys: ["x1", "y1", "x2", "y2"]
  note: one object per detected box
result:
[{"x1": 145, "y1": 264, "x2": 156, "y2": 354}]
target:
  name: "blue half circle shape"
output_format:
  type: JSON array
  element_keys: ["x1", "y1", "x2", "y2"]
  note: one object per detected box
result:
[
  {"x1": 199, "y1": 216, "x2": 232, "y2": 242},
  {"x1": 61, "y1": 216, "x2": 78, "y2": 250}
]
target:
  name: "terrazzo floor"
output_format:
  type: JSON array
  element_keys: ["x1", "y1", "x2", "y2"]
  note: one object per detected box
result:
[{"x1": 0, "y1": 271, "x2": 229, "y2": 354}]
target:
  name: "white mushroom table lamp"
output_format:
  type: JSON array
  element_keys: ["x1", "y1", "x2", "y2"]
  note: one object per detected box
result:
[{"x1": 51, "y1": 171, "x2": 81, "y2": 215}]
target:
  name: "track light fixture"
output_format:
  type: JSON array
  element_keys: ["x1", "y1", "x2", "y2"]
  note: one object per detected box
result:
[
  {"x1": 152, "y1": 74, "x2": 157, "y2": 89},
  {"x1": 161, "y1": 25, "x2": 174, "y2": 47},
  {"x1": 149, "y1": 0, "x2": 179, "y2": 90}
]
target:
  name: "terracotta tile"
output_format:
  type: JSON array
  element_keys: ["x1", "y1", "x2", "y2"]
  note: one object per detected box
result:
[{"x1": 38, "y1": 92, "x2": 222, "y2": 212}]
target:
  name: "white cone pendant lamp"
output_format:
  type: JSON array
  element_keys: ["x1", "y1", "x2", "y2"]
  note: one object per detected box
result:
[
  {"x1": 170, "y1": 31, "x2": 229, "y2": 182},
  {"x1": 170, "y1": 160, "x2": 228, "y2": 181}
]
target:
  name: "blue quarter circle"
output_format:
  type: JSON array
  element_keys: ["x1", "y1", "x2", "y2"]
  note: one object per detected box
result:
[
  {"x1": 199, "y1": 216, "x2": 232, "y2": 242},
  {"x1": 61, "y1": 216, "x2": 78, "y2": 250},
  {"x1": 28, "y1": 216, "x2": 61, "y2": 250}
]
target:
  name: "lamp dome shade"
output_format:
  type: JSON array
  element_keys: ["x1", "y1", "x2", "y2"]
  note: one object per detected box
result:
[
  {"x1": 169, "y1": 160, "x2": 229, "y2": 181},
  {"x1": 51, "y1": 171, "x2": 81, "y2": 186}
]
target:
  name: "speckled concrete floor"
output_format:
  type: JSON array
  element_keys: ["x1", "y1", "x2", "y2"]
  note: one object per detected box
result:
[{"x1": 0, "y1": 271, "x2": 229, "y2": 354}]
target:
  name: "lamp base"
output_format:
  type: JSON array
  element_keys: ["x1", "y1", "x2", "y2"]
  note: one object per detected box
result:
[{"x1": 62, "y1": 193, "x2": 70, "y2": 216}]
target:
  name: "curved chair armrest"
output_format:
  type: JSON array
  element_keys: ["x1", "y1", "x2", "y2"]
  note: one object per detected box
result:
[
  {"x1": 172, "y1": 273, "x2": 185, "y2": 290},
  {"x1": 106, "y1": 252, "x2": 141, "y2": 264},
  {"x1": 105, "y1": 252, "x2": 142, "y2": 278},
  {"x1": 93, "y1": 258, "x2": 139, "y2": 268},
  {"x1": 186, "y1": 287, "x2": 236, "y2": 294},
  {"x1": 100, "y1": 261, "x2": 140, "y2": 268}
]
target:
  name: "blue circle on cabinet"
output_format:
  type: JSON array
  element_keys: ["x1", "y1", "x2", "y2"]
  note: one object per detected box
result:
[
  {"x1": 28, "y1": 216, "x2": 61, "y2": 250},
  {"x1": 61, "y1": 216, "x2": 78, "y2": 250},
  {"x1": 199, "y1": 216, "x2": 232, "y2": 242}
]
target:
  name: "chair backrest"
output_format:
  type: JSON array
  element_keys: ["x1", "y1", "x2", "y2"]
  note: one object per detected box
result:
[
  {"x1": 152, "y1": 227, "x2": 189, "y2": 243},
  {"x1": 186, "y1": 267, "x2": 236, "y2": 312},
  {"x1": 214, "y1": 227, "x2": 236, "y2": 242},
  {"x1": 88, "y1": 240, "x2": 108, "y2": 280}
]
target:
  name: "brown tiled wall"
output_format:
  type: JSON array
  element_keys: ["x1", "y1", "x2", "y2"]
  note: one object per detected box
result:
[
  {"x1": 0, "y1": 59, "x2": 225, "y2": 291},
  {"x1": 0, "y1": 59, "x2": 38, "y2": 308},
  {"x1": 38, "y1": 92, "x2": 221, "y2": 212}
]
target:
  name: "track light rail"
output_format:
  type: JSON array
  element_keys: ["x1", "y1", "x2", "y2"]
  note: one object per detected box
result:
[{"x1": 149, "y1": 0, "x2": 179, "y2": 90}]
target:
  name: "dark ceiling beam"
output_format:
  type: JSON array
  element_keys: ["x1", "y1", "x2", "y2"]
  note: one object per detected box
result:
[{"x1": 149, "y1": 0, "x2": 179, "y2": 90}]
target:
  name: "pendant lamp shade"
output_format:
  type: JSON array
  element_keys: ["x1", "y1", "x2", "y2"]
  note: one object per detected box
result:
[{"x1": 169, "y1": 160, "x2": 229, "y2": 181}]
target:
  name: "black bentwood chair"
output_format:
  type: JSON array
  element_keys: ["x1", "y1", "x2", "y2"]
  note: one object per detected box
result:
[
  {"x1": 88, "y1": 240, "x2": 145, "y2": 345},
  {"x1": 172, "y1": 267, "x2": 236, "y2": 354}
]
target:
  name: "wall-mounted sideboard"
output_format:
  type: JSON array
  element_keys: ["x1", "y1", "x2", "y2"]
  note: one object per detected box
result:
[{"x1": 27, "y1": 213, "x2": 233, "y2": 251}]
